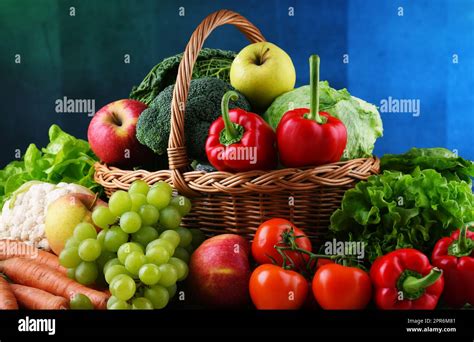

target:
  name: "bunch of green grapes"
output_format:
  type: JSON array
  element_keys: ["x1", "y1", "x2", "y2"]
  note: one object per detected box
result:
[{"x1": 58, "y1": 180, "x2": 206, "y2": 310}]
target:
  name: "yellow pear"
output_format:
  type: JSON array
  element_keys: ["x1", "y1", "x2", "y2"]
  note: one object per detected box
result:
[{"x1": 45, "y1": 193, "x2": 105, "y2": 255}]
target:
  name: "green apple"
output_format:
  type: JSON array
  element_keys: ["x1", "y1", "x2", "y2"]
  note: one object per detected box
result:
[{"x1": 230, "y1": 42, "x2": 296, "y2": 110}]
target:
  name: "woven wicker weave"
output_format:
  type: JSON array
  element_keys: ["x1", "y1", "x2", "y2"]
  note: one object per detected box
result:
[{"x1": 94, "y1": 9, "x2": 380, "y2": 244}]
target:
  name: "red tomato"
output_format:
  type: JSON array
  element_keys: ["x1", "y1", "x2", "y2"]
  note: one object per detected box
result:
[
  {"x1": 249, "y1": 264, "x2": 308, "y2": 310},
  {"x1": 251, "y1": 218, "x2": 312, "y2": 268},
  {"x1": 312, "y1": 263, "x2": 372, "y2": 310},
  {"x1": 316, "y1": 258, "x2": 334, "y2": 269}
]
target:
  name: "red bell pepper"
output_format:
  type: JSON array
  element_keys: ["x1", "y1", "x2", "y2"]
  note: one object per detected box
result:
[
  {"x1": 276, "y1": 55, "x2": 347, "y2": 167},
  {"x1": 432, "y1": 222, "x2": 474, "y2": 308},
  {"x1": 370, "y1": 248, "x2": 444, "y2": 310},
  {"x1": 205, "y1": 91, "x2": 277, "y2": 172}
]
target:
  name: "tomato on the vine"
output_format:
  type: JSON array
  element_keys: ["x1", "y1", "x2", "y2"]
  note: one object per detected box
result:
[
  {"x1": 251, "y1": 218, "x2": 312, "y2": 269},
  {"x1": 312, "y1": 263, "x2": 372, "y2": 310},
  {"x1": 249, "y1": 264, "x2": 308, "y2": 310}
]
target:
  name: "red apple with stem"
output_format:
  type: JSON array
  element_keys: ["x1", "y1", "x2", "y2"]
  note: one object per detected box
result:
[{"x1": 88, "y1": 99, "x2": 154, "y2": 167}]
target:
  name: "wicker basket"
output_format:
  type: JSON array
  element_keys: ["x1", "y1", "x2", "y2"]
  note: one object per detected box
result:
[{"x1": 94, "y1": 9, "x2": 380, "y2": 245}]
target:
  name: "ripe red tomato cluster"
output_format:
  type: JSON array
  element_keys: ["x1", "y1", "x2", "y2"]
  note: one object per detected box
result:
[{"x1": 249, "y1": 218, "x2": 372, "y2": 310}]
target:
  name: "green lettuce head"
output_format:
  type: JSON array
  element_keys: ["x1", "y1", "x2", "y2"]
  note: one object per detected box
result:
[{"x1": 263, "y1": 82, "x2": 383, "y2": 160}]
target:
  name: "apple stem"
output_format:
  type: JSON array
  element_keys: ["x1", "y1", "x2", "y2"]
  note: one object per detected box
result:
[
  {"x1": 308, "y1": 55, "x2": 326, "y2": 124},
  {"x1": 88, "y1": 193, "x2": 99, "y2": 211}
]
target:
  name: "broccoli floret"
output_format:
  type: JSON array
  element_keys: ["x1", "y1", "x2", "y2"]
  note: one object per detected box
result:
[{"x1": 136, "y1": 77, "x2": 251, "y2": 161}]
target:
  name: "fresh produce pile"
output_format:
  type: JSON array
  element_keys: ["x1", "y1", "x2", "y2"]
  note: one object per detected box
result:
[
  {"x1": 0, "y1": 12, "x2": 472, "y2": 312},
  {"x1": 186, "y1": 218, "x2": 474, "y2": 310}
]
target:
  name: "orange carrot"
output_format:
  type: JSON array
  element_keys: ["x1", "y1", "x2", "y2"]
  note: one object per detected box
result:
[
  {"x1": 0, "y1": 276, "x2": 18, "y2": 310},
  {"x1": 0, "y1": 258, "x2": 109, "y2": 309},
  {"x1": 0, "y1": 240, "x2": 66, "y2": 274},
  {"x1": 11, "y1": 284, "x2": 69, "y2": 310}
]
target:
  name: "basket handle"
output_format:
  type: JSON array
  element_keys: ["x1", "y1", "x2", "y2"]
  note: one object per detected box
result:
[{"x1": 167, "y1": 9, "x2": 266, "y2": 197}]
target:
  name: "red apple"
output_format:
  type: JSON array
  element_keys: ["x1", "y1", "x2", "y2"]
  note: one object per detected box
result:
[
  {"x1": 188, "y1": 234, "x2": 251, "y2": 308},
  {"x1": 88, "y1": 99, "x2": 154, "y2": 167}
]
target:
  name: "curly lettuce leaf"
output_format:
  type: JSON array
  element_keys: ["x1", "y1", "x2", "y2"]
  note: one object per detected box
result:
[
  {"x1": 0, "y1": 125, "x2": 101, "y2": 206},
  {"x1": 330, "y1": 169, "x2": 474, "y2": 262}
]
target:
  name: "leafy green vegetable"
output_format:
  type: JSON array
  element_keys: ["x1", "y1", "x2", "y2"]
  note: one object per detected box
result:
[
  {"x1": 330, "y1": 168, "x2": 474, "y2": 262},
  {"x1": 263, "y1": 82, "x2": 383, "y2": 160},
  {"x1": 381, "y1": 147, "x2": 474, "y2": 183},
  {"x1": 136, "y1": 77, "x2": 251, "y2": 161},
  {"x1": 130, "y1": 48, "x2": 236, "y2": 105},
  {"x1": 0, "y1": 125, "x2": 101, "y2": 206}
]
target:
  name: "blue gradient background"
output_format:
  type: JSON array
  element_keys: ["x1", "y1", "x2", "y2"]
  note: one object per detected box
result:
[{"x1": 0, "y1": 0, "x2": 473, "y2": 166}]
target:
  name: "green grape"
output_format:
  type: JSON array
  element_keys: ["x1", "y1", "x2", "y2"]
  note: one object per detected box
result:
[
  {"x1": 117, "y1": 242, "x2": 144, "y2": 264},
  {"x1": 158, "y1": 263, "x2": 178, "y2": 287},
  {"x1": 107, "y1": 296, "x2": 119, "y2": 309},
  {"x1": 124, "y1": 251, "x2": 147, "y2": 275},
  {"x1": 173, "y1": 247, "x2": 190, "y2": 263},
  {"x1": 146, "y1": 239, "x2": 175, "y2": 255},
  {"x1": 92, "y1": 206, "x2": 116, "y2": 229},
  {"x1": 108, "y1": 299, "x2": 131, "y2": 310},
  {"x1": 109, "y1": 190, "x2": 132, "y2": 216},
  {"x1": 130, "y1": 193, "x2": 147, "y2": 212},
  {"x1": 159, "y1": 206, "x2": 182, "y2": 230},
  {"x1": 59, "y1": 247, "x2": 81, "y2": 268},
  {"x1": 144, "y1": 285, "x2": 169, "y2": 309},
  {"x1": 104, "y1": 226, "x2": 129, "y2": 252},
  {"x1": 167, "y1": 284, "x2": 177, "y2": 298},
  {"x1": 103, "y1": 258, "x2": 121, "y2": 273},
  {"x1": 75, "y1": 261, "x2": 98, "y2": 285},
  {"x1": 120, "y1": 211, "x2": 142, "y2": 233},
  {"x1": 146, "y1": 187, "x2": 171, "y2": 209},
  {"x1": 131, "y1": 226, "x2": 159, "y2": 246},
  {"x1": 78, "y1": 238, "x2": 102, "y2": 262},
  {"x1": 170, "y1": 196, "x2": 192, "y2": 216},
  {"x1": 96, "y1": 229, "x2": 108, "y2": 247},
  {"x1": 73, "y1": 223, "x2": 97, "y2": 241},
  {"x1": 105, "y1": 264, "x2": 130, "y2": 284},
  {"x1": 146, "y1": 246, "x2": 170, "y2": 265},
  {"x1": 67, "y1": 268, "x2": 75, "y2": 279},
  {"x1": 138, "y1": 264, "x2": 161, "y2": 285},
  {"x1": 138, "y1": 204, "x2": 160, "y2": 226},
  {"x1": 168, "y1": 257, "x2": 189, "y2": 281},
  {"x1": 152, "y1": 181, "x2": 173, "y2": 196},
  {"x1": 129, "y1": 180, "x2": 149, "y2": 196},
  {"x1": 70, "y1": 294, "x2": 94, "y2": 310},
  {"x1": 147, "y1": 238, "x2": 176, "y2": 255},
  {"x1": 64, "y1": 237, "x2": 80, "y2": 249},
  {"x1": 176, "y1": 227, "x2": 192, "y2": 248},
  {"x1": 132, "y1": 297, "x2": 154, "y2": 310},
  {"x1": 110, "y1": 274, "x2": 136, "y2": 301},
  {"x1": 160, "y1": 230, "x2": 181, "y2": 248}
]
